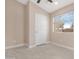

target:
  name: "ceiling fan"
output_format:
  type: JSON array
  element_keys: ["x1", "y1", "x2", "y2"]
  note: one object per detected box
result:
[{"x1": 37, "y1": 0, "x2": 53, "y2": 3}]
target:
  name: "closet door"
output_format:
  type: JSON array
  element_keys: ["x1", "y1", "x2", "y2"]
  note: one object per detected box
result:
[{"x1": 35, "y1": 13, "x2": 49, "y2": 45}]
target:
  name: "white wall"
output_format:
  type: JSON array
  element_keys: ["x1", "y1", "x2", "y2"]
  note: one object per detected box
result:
[
  {"x1": 50, "y1": 4, "x2": 74, "y2": 50},
  {"x1": 28, "y1": 2, "x2": 50, "y2": 47}
]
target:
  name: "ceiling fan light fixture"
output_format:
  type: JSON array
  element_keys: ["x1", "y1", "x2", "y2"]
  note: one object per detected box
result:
[{"x1": 54, "y1": 1, "x2": 58, "y2": 5}]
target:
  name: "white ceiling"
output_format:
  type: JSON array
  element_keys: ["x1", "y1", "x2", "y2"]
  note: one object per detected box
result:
[
  {"x1": 17, "y1": 0, "x2": 28, "y2": 5},
  {"x1": 16, "y1": 0, "x2": 74, "y2": 13}
]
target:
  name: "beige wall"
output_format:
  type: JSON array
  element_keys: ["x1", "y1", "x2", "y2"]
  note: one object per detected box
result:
[
  {"x1": 24, "y1": 2, "x2": 30, "y2": 46},
  {"x1": 50, "y1": 4, "x2": 74, "y2": 49},
  {"x1": 5, "y1": 0, "x2": 74, "y2": 49},
  {"x1": 5, "y1": 0, "x2": 50, "y2": 48},
  {"x1": 5, "y1": 0, "x2": 25, "y2": 48}
]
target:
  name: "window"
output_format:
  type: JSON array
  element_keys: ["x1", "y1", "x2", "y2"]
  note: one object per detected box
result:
[{"x1": 53, "y1": 11, "x2": 74, "y2": 32}]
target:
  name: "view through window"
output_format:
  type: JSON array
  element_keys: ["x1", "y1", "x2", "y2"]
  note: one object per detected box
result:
[{"x1": 53, "y1": 10, "x2": 74, "y2": 32}]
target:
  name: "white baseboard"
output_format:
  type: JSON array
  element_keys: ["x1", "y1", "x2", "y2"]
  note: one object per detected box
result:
[
  {"x1": 28, "y1": 44, "x2": 37, "y2": 48},
  {"x1": 44, "y1": 41, "x2": 50, "y2": 44},
  {"x1": 5, "y1": 41, "x2": 50, "y2": 49},
  {"x1": 5, "y1": 44, "x2": 26, "y2": 49},
  {"x1": 28, "y1": 41, "x2": 50, "y2": 48},
  {"x1": 52, "y1": 42, "x2": 74, "y2": 51}
]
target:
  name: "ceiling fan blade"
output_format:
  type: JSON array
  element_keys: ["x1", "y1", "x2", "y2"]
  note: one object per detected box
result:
[
  {"x1": 37, "y1": 0, "x2": 53, "y2": 3},
  {"x1": 48, "y1": 0, "x2": 53, "y2": 3},
  {"x1": 37, "y1": 0, "x2": 41, "y2": 3}
]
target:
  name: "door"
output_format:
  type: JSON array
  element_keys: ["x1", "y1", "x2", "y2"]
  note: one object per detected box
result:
[{"x1": 35, "y1": 13, "x2": 49, "y2": 45}]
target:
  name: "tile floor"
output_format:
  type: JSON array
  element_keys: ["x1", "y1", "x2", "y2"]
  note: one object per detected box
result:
[{"x1": 5, "y1": 44, "x2": 74, "y2": 59}]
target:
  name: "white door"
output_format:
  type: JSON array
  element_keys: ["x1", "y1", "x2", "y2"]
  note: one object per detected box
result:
[{"x1": 35, "y1": 13, "x2": 49, "y2": 45}]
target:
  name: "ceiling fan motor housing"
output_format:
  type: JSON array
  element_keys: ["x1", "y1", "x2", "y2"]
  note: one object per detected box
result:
[
  {"x1": 37, "y1": 0, "x2": 41, "y2": 3},
  {"x1": 37, "y1": 0, "x2": 53, "y2": 3}
]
